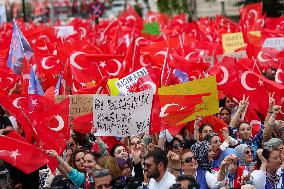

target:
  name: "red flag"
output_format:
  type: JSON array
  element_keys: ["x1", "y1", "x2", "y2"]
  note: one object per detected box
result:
[
  {"x1": 73, "y1": 113, "x2": 93, "y2": 134},
  {"x1": 0, "y1": 135, "x2": 49, "y2": 174}
]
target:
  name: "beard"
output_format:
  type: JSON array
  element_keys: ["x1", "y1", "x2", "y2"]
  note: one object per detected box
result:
[{"x1": 148, "y1": 167, "x2": 160, "y2": 179}]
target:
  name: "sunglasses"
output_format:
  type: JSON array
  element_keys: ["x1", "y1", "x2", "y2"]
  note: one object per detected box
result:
[
  {"x1": 173, "y1": 143, "x2": 183, "y2": 149},
  {"x1": 182, "y1": 156, "x2": 196, "y2": 163},
  {"x1": 244, "y1": 150, "x2": 252, "y2": 155}
]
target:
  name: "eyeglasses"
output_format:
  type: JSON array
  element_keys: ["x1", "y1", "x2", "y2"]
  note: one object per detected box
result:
[
  {"x1": 244, "y1": 150, "x2": 252, "y2": 155},
  {"x1": 182, "y1": 156, "x2": 196, "y2": 163},
  {"x1": 131, "y1": 141, "x2": 141, "y2": 146},
  {"x1": 173, "y1": 143, "x2": 183, "y2": 149}
]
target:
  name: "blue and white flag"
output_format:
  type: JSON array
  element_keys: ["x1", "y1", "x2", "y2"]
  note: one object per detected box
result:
[
  {"x1": 7, "y1": 19, "x2": 33, "y2": 74},
  {"x1": 28, "y1": 66, "x2": 44, "y2": 96}
]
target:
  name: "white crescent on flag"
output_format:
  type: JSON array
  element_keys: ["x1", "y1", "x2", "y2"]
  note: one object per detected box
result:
[
  {"x1": 107, "y1": 59, "x2": 122, "y2": 76},
  {"x1": 218, "y1": 66, "x2": 229, "y2": 85},
  {"x1": 41, "y1": 57, "x2": 55, "y2": 70},
  {"x1": 49, "y1": 115, "x2": 64, "y2": 132},
  {"x1": 70, "y1": 52, "x2": 86, "y2": 70},
  {"x1": 12, "y1": 97, "x2": 26, "y2": 109},
  {"x1": 241, "y1": 71, "x2": 256, "y2": 91},
  {"x1": 159, "y1": 103, "x2": 179, "y2": 117}
]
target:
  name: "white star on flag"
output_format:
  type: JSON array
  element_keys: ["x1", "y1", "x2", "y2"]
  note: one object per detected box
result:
[
  {"x1": 10, "y1": 149, "x2": 21, "y2": 159},
  {"x1": 31, "y1": 99, "x2": 38, "y2": 106},
  {"x1": 99, "y1": 61, "x2": 106, "y2": 68},
  {"x1": 257, "y1": 79, "x2": 264, "y2": 86}
]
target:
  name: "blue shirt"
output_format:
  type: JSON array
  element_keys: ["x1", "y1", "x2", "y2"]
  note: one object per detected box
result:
[{"x1": 67, "y1": 168, "x2": 85, "y2": 188}]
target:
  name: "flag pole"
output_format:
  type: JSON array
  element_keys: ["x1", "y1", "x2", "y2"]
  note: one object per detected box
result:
[
  {"x1": 50, "y1": 0, "x2": 55, "y2": 25},
  {"x1": 22, "y1": 0, "x2": 26, "y2": 22}
]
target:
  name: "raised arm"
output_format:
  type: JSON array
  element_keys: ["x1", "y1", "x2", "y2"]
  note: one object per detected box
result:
[
  {"x1": 229, "y1": 95, "x2": 249, "y2": 129},
  {"x1": 264, "y1": 92, "x2": 275, "y2": 125},
  {"x1": 46, "y1": 150, "x2": 73, "y2": 177},
  {"x1": 262, "y1": 105, "x2": 281, "y2": 143},
  {"x1": 193, "y1": 116, "x2": 202, "y2": 141}
]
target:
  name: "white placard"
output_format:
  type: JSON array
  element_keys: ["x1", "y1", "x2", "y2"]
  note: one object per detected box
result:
[
  {"x1": 93, "y1": 90, "x2": 153, "y2": 137},
  {"x1": 115, "y1": 67, "x2": 149, "y2": 95},
  {"x1": 263, "y1": 37, "x2": 284, "y2": 51},
  {"x1": 56, "y1": 26, "x2": 75, "y2": 38}
]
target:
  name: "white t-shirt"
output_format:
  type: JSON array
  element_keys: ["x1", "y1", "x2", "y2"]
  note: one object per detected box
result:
[{"x1": 148, "y1": 171, "x2": 176, "y2": 189}]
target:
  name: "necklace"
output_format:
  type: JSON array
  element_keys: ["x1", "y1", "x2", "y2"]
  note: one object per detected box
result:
[{"x1": 266, "y1": 171, "x2": 280, "y2": 189}]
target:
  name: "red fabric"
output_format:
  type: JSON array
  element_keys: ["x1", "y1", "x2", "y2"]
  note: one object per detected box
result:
[
  {"x1": 0, "y1": 135, "x2": 49, "y2": 174},
  {"x1": 73, "y1": 113, "x2": 93, "y2": 134}
]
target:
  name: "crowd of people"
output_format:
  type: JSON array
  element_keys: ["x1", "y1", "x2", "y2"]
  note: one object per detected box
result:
[
  {"x1": 0, "y1": 1, "x2": 283, "y2": 189},
  {"x1": 0, "y1": 91, "x2": 283, "y2": 189}
]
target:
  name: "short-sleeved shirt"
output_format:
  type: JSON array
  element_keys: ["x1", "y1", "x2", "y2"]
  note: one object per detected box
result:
[{"x1": 0, "y1": 116, "x2": 12, "y2": 130}]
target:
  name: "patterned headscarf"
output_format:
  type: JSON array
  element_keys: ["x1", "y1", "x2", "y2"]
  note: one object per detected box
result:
[{"x1": 190, "y1": 141, "x2": 212, "y2": 171}]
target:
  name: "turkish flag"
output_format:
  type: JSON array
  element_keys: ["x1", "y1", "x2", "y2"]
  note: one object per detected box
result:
[
  {"x1": 73, "y1": 113, "x2": 93, "y2": 134},
  {"x1": 0, "y1": 135, "x2": 49, "y2": 174},
  {"x1": 0, "y1": 68, "x2": 19, "y2": 95},
  {"x1": 160, "y1": 93, "x2": 210, "y2": 126},
  {"x1": 0, "y1": 96, "x2": 35, "y2": 143},
  {"x1": 40, "y1": 98, "x2": 70, "y2": 140}
]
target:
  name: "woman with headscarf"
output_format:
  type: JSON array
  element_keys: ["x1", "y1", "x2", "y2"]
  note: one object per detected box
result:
[{"x1": 190, "y1": 141, "x2": 217, "y2": 189}]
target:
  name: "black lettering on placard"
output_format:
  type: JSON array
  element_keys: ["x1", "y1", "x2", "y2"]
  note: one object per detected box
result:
[
  {"x1": 94, "y1": 99, "x2": 104, "y2": 110},
  {"x1": 136, "y1": 119, "x2": 150, "y2": 133}
]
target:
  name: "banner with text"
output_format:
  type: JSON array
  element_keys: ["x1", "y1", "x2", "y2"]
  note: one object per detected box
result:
[
  {"x1": 115, "y1": 67, "x2": 156, "y2": 95},
  {"x1": 158, "y1": 76, "x2": 219, "y2": 123},
  {"x1": 92, "y1": 90, "x2": 154, "y2": 136}
]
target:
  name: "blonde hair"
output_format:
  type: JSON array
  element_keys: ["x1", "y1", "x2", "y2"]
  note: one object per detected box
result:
[{"x1": 98, "y1": 155, "x2": 121, "y2": 178}]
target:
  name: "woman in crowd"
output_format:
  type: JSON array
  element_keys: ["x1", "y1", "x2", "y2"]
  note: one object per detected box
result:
[
  {"x1": 166, "y1": 137, "x2": 184, "y2": 155},
  {"x1": 234, "y1": 144, "x2": 255, "y2": 172},
  {"x1": 190, "y1": 141, "x2": 218, "y2": 189},
  {"x1": 219, "y1": 107, "x2": 232, "y2": 125},
  {"x1": 251, "y1": 148, "x2": 283, "y2": 189},
  {"x1": 98, "y1": 155, "x2": 121, "y2": 178},
  {"x1": 46, "y1": 149, "x2": 98, "y2": 188}
]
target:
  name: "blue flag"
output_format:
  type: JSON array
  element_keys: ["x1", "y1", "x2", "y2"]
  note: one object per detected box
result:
[
  {"x1": 8, "y1": 20, "x2": 33, "y2": 74},
  {"x1": 28, "y1": 66, "x2": 44, "y2": 96}
]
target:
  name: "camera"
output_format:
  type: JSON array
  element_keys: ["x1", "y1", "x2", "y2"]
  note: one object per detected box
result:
[{"x1": 112, "y1": 177, "x2": 143, "y2": 189}]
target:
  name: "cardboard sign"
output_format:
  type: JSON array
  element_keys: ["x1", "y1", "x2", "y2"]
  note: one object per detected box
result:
[
  {"x1": 263, "y1": 37, "x2": 284, "y2": 51},
  {"x1": 158, "y1": 76, "x2": 219, "y2": 123},
  {"x1": 115, "y1": 67, "x2": 154, "y2": 95},
  {"x1": 55, "y1": 95, "x2": 93, "y2": 127},
  {"x1": 222, "y1": 32, "x2": 246, "y2": 53},
  {"x1": 93, "y1": 90, "x2": 153, "y2": 137}
]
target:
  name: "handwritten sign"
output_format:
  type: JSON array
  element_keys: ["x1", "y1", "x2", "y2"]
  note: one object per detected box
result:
[
  {"x1": 55, "y1": 95, "x2": 93, "y2": 127},
  {"x1": 222, "y1": 32, "x2": 246, "y2": 53},
  {"x1": 158, "y1": 76, "x2": 219, "y2": 123},
  {"x1": 115, "y1": 67, "x2": 150, "y2": 95},
  {"x1": 263, "y1": 37, "x2": 284, "y2": 51},
  {"x1": 92, "y1": 90, "x2": 153, "y2": 137}
]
